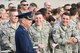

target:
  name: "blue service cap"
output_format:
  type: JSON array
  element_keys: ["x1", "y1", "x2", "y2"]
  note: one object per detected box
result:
[{"x1": 17, "y1": 12, "x2": 33, "y2": 20}]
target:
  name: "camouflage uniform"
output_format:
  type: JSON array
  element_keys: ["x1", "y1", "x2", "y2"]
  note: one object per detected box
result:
[
  {"x1": 78, "y1": 30, "x2": 80, "y2": 53},
  {"x1": 70, "y1": 18, "x2": 80, "y2": 53},
  {"x1": 0, "y1": 21, "x2": 19, "y2": 52},
  {"x1": 69, "y1": 18, "x2": 78, "y2": 29},
  {"x1": 29, "y1": 20, "x2": 52, "y2": 53},
  {"x1": 69, "y1": 18, "x2": 80, "y2": 53},
  {"x1": 51, "y1": 23, "x2": 79, "y2": 53}
]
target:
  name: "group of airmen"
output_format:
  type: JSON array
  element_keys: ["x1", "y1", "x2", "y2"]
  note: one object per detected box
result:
[{"x1": 0, "y1": 0, "x2": 80, "y2": 53}]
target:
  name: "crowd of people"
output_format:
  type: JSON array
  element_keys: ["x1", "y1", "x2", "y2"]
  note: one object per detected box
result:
[{"x1": 0, "y1": 0, "x2": 80, "y2": 53}]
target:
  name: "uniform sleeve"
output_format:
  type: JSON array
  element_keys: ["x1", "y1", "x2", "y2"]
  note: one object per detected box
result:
[
  {"x1": 29, "y1": 27, "x2": 39, "y2": 47},
  {"x1": 18, "y1": 31, "x2": 36, "y2": 53},
  {"x1": 52, "y1": 26, "x2": 67, "y2": 45},
  {"x1": 71, "y1": 25, "x2": 80, "y2": 43},
  {"x1": 52, "y1": 28, "x2": 62, "y2": 44},
  {"x1": 2, "y1": 30, "x2": 13, "y2": 50},
  {"x1": 48, "y1": 29, "x2": 55, "y2": 44},
  {"x1": 73, "y1": 29, "x2": 80, "y2": 42}
]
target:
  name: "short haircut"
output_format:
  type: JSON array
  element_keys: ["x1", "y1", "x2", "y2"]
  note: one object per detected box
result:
[
  {"x1": 35, "y1": 11, "x2": 42, "y2": 15},
  {"x1": 70, "y1": 7, "x2": 78, "y2": 16},
  {"x1": 17, "y1": 4, "x2": 21, "y2": 9},
  {"x1": 63, "y1": 4, "x2": 71, "y2": 10},
  {"x1": 20, "y1": 0, "x2": 27, "y2": 4},
  {"x1": 9, "y1": 8, "x2": 17, "y2": 16},
  {"x1": 47, "y1": 15, "x2": 55, "y2": 22},
  {"x1": 38, "y1": 8, "x2": 47, "y2": 16},
  {"x1": 71, "y1": 3, "x2": 77, "y2": 8},
  {"x1": 62, "y1": 12, "x2": 70, "y2": 16},
  {"x1": 77, "y1": 2, "x2": 80, "y2": 8},
  {"x1": 51, "y1": 8, "x2": 61, "y2": 15},
  {"x1": 8, "y1": 3, "x2": 13, "y2": 7},
  {"x1": 9, "y1": 6, "x2": 16, "y2": 11},
  {"x1": 0, "y1": 4, "x2": 5, "y2": 9},
  {"x1": 30, "y1": 3, "x2": 37, "y2": 8}
]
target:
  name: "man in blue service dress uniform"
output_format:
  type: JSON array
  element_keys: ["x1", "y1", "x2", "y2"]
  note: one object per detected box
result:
[{"x1": 15, "y1": 12, "x2": 36, "y2": 53}]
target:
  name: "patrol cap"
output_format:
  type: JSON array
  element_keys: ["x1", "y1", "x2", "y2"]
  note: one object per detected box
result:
[{"x1": 17, "y1": 12, "x2": 33, "y2": 20}]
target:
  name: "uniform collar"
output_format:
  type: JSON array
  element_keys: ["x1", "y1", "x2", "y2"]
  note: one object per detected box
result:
[
  {"x1": 7, "y1": 21, "x2": 19, "y2": 30},
  {"x1": 60, "y1": 23, "x2": 70, "y2": 31},
  {"x1": 32, "y1": 22, "x2": 44, "y2": 31},
  {"x1": 19, "y1": 25, "x2": 28, "y2": 31}
]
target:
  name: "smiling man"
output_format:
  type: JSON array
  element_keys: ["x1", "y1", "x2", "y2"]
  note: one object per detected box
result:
[{"x1": 50, "y1": 12, "x2": 79, "y2": 53}]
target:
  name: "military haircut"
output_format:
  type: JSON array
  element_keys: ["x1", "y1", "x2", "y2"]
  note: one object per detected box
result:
[
  {"x1": 35, "y1": 11, "x2": 42, "y2": 15},
  {"x1": 30, "y1": 3, "x2": 37, "y2": 8},
  {"x1": 8, "y1": 3, "x2": 13, "y2": 7},
  {"x1": 9, "y1": 8, "x2": 17, "y2": 16},
  {"x1": 9, "y1": 7, "x2": 17, "y2": 12},
  {"x1": 63, "y1": 4, "x2": 71, "y2": 10},
  {"x1": 47, "y1": 15, "x2": 55, "y2": 22},
  {"x1": 51, "y1": 8, "x2": 61, "y2": 15},
  {"x1": 38, "y1": 8, "x2": 47, "y2": 16},
  {"x1": 20, "y1": 0, "x2": 27, "y2": 4},
  {"x1": 77, "y1": 2, "x2": 80, "y2": 8},
  {"x1": 70, "y1": 7, "x2": 78, "y2": 16},
  {"x1": 62, "y1": 12, "x2": 70, "y2": 17},
  {"x1": 0, "y1": 4, "x2": 5, "y2": 9},
  {"x1": 71, "y1": 3, "x2": 77, "y2": 8}
]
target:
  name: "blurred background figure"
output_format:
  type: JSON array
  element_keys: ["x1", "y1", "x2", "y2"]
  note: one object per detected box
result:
[
  {"x1": 69, "y1": 7, "x2": 79, "y2": 29},
  {"x1": 0, "y1": 4, "x2": 5, "y2": 9},
  {"x1": 18, "y1": 0, "x2": 29, "y2": 14},
  {"x1": 47, "y1": 15, "x2": 55, "y2": 27},
  {"x1": 28, "y1": 2, "x2": 38, "y2": 24},
  {"x1": 28, "y1": 2, "x2": 38, "y2": 14},
  {"x1": 0, "y1": 8, "x2": 9, "y2": 25},
  {"x1": 51, "y1": 8, "x2": 61, "y2": 25},
  {"x1": 58, "y1": 7, "x2": 64, "y2": 16},
  {"x1": 38, "y1": 8, "x2": 50, "y2": 21},
  {"x1": 8, "y1": 3, "x2": 14, "y2": 10},
  {"x1": 44, "y1": 1, "x2": 52, "y2": 15},
  {"x1": 63, "y1": 4, "x2": 71, "y2": 13},
  {"x1": 17, "y1": 4, "x2": 21, "y2": 12},
  {"x1": 7, "y1": 3, "x2": 16, "y2": 14},
  {"x1": 71, "y1": 3, "x2": 77, "y2": 8}
]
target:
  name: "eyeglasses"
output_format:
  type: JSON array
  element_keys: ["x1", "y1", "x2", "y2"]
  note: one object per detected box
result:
[{"x1": 21, "y1": 4, "x2": 28, "y2": 6}]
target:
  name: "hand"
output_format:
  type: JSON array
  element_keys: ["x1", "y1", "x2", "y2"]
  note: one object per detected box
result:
[
  {"x1": 67, "y1": 37, "x2": 74, "y2": 44},
  {"x1": 72, "y1": 37, "x2": 78, "y2": 43},
  {"x1": 51, "y1": 43, "x2": 58, "y2": 48},
  {"x1": 38, "y1": 43, "x2": 45, "y2": 49}
]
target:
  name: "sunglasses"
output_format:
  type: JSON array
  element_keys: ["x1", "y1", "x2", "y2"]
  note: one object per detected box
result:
[{"x1": 21, "y1": 4, "x2": 28, "y2": 6}]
